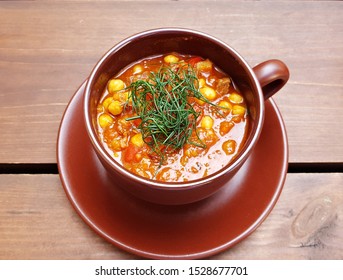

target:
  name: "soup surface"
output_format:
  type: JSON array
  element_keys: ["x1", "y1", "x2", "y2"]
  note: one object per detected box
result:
[{"x1": 96, "y1": 53, "x2": 250, "y2": 182}]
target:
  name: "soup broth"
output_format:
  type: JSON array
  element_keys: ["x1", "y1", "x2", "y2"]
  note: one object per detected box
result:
[{"x1": 96, "y1": 53, "x2": 250, "y2": 182}]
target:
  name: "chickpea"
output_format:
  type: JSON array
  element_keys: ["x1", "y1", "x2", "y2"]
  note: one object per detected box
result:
[
  {"x1": 196, "y1": 59, "x2": 213, "y2": 72},
  {"x1": 102, "y1": 97, "x2": 114, "y2": 110},
  {"x1": 194, "y1": 97, "x2": 205, "y2": 105},
  {"x1": 108, "y1": 100, "x2": 123, "y2": 116},
  {"x1": 130, "y1": 133, "x2": 144, "y2": 147},
  {"x1": 198, "y1": 78, "x2": 206, "y2": 89},
  {"x1": 232, "y1": 105, "x2": 246, "y2": 116},
  {"x1": 133, "y1": 64, "x2": 143, "y2": 74},
  {"x1": 200, "y1": 86, "x2": 216, "y2": 101},
  {"x1": 164, "y1": 54, "x2": 179, "y2": 64},
  {"x1": 201, "y1": 115, "x2": 214, "y2": 130},
  {"x1": 229, "y1": 92, "x2": 244, "y2": 104},
  {"x1": 204, "y1": 128, "x2": 218, "y2": 145},
  {"x1": 98, "y1": 113, "x2": 113, "y2": 128},
  {"x1": 125, "y1": 91, "x2": 132, "y2": 106},
  {"x1": 222, "y1": 140, "x2": 237, "y2": 155},
  {"x1": 108, "y1": 79, "x2": 125, "y2": 94},
  {"x1": 219, "y1": 121, "x2": 234, "y2": 136},
  {"x1": 197, "y1": 127, "x2": 218, "y2": 146},
  {"x1": 218, "y1": 100, "x2": 232, "y2": 111}
]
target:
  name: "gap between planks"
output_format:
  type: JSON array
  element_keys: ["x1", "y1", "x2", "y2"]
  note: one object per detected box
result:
[{"x1": 0, "y1": 163, "x2": 343, "y2": 174}]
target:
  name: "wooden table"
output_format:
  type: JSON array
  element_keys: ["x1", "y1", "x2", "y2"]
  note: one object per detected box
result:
[{"x1": 0, "y1": 0, "x2": 342, "y2": 260}]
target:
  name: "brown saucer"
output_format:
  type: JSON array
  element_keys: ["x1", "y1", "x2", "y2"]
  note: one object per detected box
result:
[{"x1": 57, "y1": 81, "x2": 288, "y2": 259}]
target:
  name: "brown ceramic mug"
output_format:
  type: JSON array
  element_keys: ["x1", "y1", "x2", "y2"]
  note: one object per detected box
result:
[{"x1": 84, "y1": 28, "x2": 289, "y2": 205}]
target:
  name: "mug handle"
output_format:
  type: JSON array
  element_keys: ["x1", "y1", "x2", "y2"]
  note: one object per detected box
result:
[{"x1": 253, "y1": 59, "x2": 290, "y2": 100}]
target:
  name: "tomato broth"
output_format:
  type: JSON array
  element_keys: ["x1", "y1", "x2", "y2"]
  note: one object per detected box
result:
[{"x1": 96, "y1": 53, "x2": 250, "y2": 182}]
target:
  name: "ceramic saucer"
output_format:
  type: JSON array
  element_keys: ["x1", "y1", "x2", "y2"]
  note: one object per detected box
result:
[{"x1": 57, "y1": 81, "x2": 288, "y2": 259}]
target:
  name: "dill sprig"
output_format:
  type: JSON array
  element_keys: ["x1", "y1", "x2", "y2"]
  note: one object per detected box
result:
[{"x1": 126, "y1": 63, "x2": 214, "y2": 165}]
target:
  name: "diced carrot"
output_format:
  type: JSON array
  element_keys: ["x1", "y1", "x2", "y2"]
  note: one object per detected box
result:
[
  {"x1": 133, "y1": 118, "x2": 142, "y2": 127},
  {"x1": 123, "y1": 143, "x2": 140, "y2": 162}
]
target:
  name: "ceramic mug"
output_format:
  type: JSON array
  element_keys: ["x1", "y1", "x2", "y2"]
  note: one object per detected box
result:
[{"x1": 84, "y1": 28, "x2": 290, "y2": 205}]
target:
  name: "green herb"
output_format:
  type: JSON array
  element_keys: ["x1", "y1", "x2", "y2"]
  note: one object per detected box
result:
[{"x1": 125, "y1": 64, "x2": 215, "y2": 165}]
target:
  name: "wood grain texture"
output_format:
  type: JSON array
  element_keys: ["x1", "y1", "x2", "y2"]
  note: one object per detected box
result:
[
  {"x1": 0, "y1": 173, "x2": 342, "y2": 260},
  {"x1": 0, "y1": 1, "x2": 342, "y2": 164},
  {"x1": 0, "y1": 174, "x2": 137, "y2": 260}
]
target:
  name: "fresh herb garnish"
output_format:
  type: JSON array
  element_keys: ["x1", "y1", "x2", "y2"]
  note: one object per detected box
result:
[{"x1": 125, "y1": 63, "x2": 215, "y2": 165}]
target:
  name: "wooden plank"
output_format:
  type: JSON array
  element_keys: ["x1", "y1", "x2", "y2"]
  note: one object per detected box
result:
[
  {"x1": 214, "y1": 172, "x2": 343, "y2": 260},
  {"x1": 0, "y1": 173, "x2": 342, "y2": 259},
  {"x1": 0, "y1": 1, "x2": 342, "y2": 163},
  {"x1": 0, "y1": 174, "x2": 136, "y2": 260}
]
